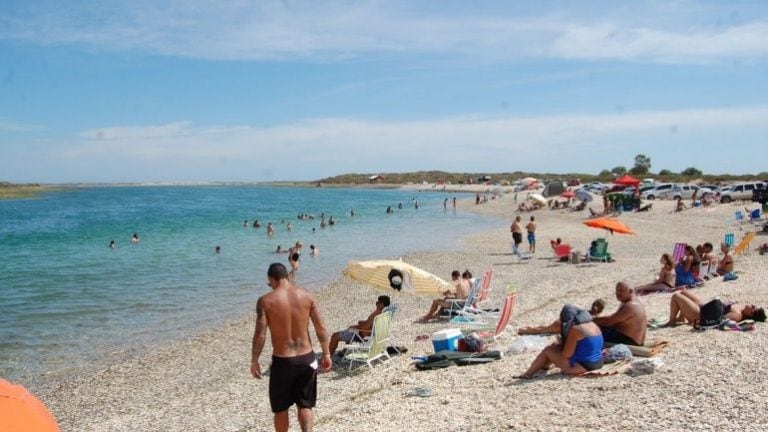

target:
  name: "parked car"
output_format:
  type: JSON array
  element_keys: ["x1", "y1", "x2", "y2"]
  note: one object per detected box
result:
[
  {"x1": 658, "y1": 184, "x2": 713, "y2": 200},
  {"x1": 641, "y1": 183, "x2": 674, "y2": 200},
  {"x1": 638, "y1": 185, "x2": 656, "y2": 194},
  {"x1": 720, "y1": 182, "x2": 767, "y2": 203}
]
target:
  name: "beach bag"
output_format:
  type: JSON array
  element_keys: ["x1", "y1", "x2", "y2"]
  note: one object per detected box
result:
[{"x1": 698, "y1": 299, "x2": 724, "y2": 327}]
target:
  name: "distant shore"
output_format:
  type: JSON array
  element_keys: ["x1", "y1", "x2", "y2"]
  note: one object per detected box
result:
[{"x1": 0, "y1": 183, "x2": 49, "y2": 200}]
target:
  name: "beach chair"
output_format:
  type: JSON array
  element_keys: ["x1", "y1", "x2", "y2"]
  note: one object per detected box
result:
[
  {"x1": 734, "y1": 211, "x2": 745, "y2": 224},
  {"x1": 672, "y1": 242, "x2": 687, "y2": 263},
  {"x1": 748, "y1": 209, "x2": 762, "y2": 223},
  {"x1": 554, "y1": 244, "x2": 572, "y2": 261},
  {"x1": 724, "y1": 233, "x2": 735, "y2": 248},
  {"x1": 733, "y1": 232, "x2": 757, "y2": 256},
  {"x1": 462, "y1": 291, "x2": 518, "y2": 343},
  {"x1": 473, "y1": 268, "x2": 495, "y2": 310},
  {"x1": 441, "y1": 277, "x2": 482, "y2": 319},
  {"x1": 587, "y1": 238, "x2": 610, "y2": 262},
  {"x1": 343, "y1": 311, "x2": 392, "y2": 371}
]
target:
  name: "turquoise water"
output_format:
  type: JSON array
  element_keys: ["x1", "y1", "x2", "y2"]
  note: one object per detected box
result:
[{"x1": 0, "y1": 186, "x2": 501, "y2": 386}]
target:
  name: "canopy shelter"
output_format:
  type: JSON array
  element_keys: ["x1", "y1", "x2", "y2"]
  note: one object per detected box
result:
[{"x1": 614, "y1": 174, "x2": 641, "y2": 187}]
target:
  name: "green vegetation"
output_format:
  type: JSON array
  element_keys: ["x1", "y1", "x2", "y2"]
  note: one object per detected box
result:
[
  {"x1": 0, "y1": 182, "x2": 47, "y2": 199},
  {"x1": 630, "y1": 154, "x2": 652, "y2": 175}
]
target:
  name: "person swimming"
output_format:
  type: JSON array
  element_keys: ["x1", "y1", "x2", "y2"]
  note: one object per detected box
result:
[{"x1": 131, "y1": 233, "x2": 140, "y2": 244}]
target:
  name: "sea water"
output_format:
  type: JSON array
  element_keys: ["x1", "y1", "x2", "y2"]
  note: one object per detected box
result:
[{"x1": 0, "y1": 186, "x2": 502, "y2": 387}]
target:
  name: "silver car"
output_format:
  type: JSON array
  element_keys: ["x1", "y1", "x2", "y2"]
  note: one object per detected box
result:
[{"x1": 658, "y1": 184, "x2": 713, "y2": 200}]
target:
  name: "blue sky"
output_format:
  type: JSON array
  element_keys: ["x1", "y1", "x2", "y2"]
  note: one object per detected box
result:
[{"x1": 1, "y1": 1, "x2": 767, "y2": 183}]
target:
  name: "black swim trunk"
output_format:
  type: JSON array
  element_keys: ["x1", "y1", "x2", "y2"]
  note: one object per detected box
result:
[
  {"x1": 512, "y1": 232, "x2": 523, "y2": 244},
  {"x1": 269, "y1": 351, "x2": 318, "y2": 413},
  {"x1": 599, "y1": 326, "x2": 640, "y2": 346}
]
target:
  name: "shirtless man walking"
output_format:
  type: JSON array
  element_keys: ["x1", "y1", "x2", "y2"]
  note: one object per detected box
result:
[
  {"x1": 592, "y1": 281, "x2": 647, "y2": 346},
  {"x1": 251, "y1": 263, "x2": 332, "y2": 432},
  {"x1": 510, "y1": 216, "x2": 523, "y2": 254}
]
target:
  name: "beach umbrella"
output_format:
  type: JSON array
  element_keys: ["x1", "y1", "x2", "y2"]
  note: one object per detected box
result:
[
  {"x1": 529, "y1": 193, "x2": 547, "y2": 206},
  {"x1": 0, "y1": 379, "x2": 60, "y2": 432},
  {"x1": 343, "y1": 259, "x2": 450, "y2": 296},
  {"x1": 583, "y1": 218, "x2": 635, "y2": 235},
  {"x1": 520, "y1": 177, "x2": 537, "y2": 184},
  {"x1": 560, "y1": 191, "x2": 575, "y2": 198},
  {"x1": 576, "y1": 190, "x2": 593, "y2": 202}
]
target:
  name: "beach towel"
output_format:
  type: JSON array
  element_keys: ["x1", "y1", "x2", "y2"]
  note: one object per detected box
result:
[
  {"x1": 413, "y1": 350, "x2": 503, "y2": 370},
  {"x1": 578, "y1": 360, "x2": 631, "y2": 377},
  {"x1": 605, "y1": 340, "x2": 670, "y2": 357}
]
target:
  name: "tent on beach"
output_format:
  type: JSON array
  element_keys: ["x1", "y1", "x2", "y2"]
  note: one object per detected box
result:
[{"x1": 542, "y1": 181, "x2": 565, "y2": 197}]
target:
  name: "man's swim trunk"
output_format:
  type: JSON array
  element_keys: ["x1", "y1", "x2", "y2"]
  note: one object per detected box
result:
[
  {"x1": 599, "y1": 326, "x2": 640, "y2": 346},
  {"x1": 512, "y1": 232, "x2": 522, "y2": 245},
  {"x1": 269, "y1": 351, "x2": 318, "y2": 413},
  {"x1": 527, "y1": 232, "x2": 536, "y2": 244},
  {"x1": 337, "y1": 328, "x2": 361, "y2": 344}
]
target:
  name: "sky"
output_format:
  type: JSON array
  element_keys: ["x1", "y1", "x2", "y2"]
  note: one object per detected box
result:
[{"x1": 1, "y1": 0, "x2": 767, "y2": 183}]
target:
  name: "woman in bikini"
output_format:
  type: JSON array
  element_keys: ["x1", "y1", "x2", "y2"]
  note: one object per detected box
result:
[
  {"x1": 635, "y1": 253, "x2": 676, "y2": 295},
  {"x1": 662, "y1": 289, "x2": 766, "y2": 326}
]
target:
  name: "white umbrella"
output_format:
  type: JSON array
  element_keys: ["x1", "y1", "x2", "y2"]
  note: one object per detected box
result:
[{"x1": 529, "y1": 193, "x2": 547, "y2": 206}]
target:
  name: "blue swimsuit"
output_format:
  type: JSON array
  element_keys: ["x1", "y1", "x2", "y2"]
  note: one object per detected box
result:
[{"x1": 569, "y1": 333, "x2": 604, "y2": 369}]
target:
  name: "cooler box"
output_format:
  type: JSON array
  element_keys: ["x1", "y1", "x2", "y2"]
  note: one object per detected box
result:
[{"x1": 432, "y1": 329, "x2": 462, "y2": 352}]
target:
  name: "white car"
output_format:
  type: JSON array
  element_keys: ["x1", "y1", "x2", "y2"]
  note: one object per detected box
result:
[
  {"x1": 658, "y1": 185, "x2": 713, "y2": 200},
  {"x1": 720, "y1": 182, "x2": 767, "y2": 203},
  {"x1": 641, "y1": 183, "x2": 674, "y2": 200}
]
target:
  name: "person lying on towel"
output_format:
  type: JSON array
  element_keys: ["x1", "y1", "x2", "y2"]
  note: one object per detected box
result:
[
  {"x1": 661, "y1": 289, "x2": 766, "y2": 327},
  {"x1": 592, "y1": 281, "x2": 647, "y2": 346}
]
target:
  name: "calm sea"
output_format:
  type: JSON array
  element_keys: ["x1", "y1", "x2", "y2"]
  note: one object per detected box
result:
[{"x1": 0, "y1": 186, "x2": 501, "y2": 387}]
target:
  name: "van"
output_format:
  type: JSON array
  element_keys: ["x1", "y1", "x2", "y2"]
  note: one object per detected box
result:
[{"x1": 720, "y1": 182, "x2": 766, "y2": 203}]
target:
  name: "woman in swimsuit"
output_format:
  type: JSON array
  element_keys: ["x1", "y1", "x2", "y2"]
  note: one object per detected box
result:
[
  {"x1": 635, "y1": 254, "x2": 676, "y2": 295},
  {"x1": 716, "y1": 243, "x2": 734, "y2": 276},
  {"x1": 674, "y1": 246, "x2": 698, "y2": 287},
  {"x1": 518, "y1": 305, "x2": 604, "y2": 379},
  {"x1": 662, "y1": 289, "x2": 766, "y2": 326}
]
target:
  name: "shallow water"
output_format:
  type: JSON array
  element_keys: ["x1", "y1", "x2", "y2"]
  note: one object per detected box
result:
[{"x1": 0, "y1": 186, "x2": 502, "y2": 385}]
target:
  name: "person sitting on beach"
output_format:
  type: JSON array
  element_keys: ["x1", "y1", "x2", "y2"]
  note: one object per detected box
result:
[
  {"x1": 550, "y1": 238, "x2": 564, "y2": 251},
  {"x1": 329, "y1": 295, "x2": 390, "y2": 355},
  {"x1": 675, "y1": 197, "x2": 686, "y2": 212},
  {"x1": 592, "y1": 282, "x2": 647, "y2": 346},
  {"x1": 517, "y1": 299, "x2": 605, "y2": 335},
  {"x1": 517, "y1": 305, "x2": 604, "y2": 379},
  {"x1": 715, "y1": 243, "x2": 735, "y2": 276},
  {"x1": 419, "y1": 270, "x2": 471, "y2": 322},
  {"x1": 661, "y1": 289, "x2": 766, "y2": 327},
  {"x1": 635, "y1": 254, "x2": 676, "y2": 295},
  {"x1": 675, "y1": 245, "x2": 699, "y2": 287}
]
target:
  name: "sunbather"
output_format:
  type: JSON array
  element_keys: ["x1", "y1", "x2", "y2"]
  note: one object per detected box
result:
[
  {"x1": 635, "y1": 254, "x2": 676, "y2": 295},
  {"x1": 715, "y1": 243, "x2": 734, "y2": 276},
  {"x1": 674, "y1": 245, "x2": 699, "y2": 287},
  {"x1": 675, "y1": 197, "x2": 687, "y2": 212},
  {"x1": 419, "y1": 270, "x2": 470, "y2": 321},
  {"x1": 593, "y1": 282, "x2": 647, "y2": 346},
  {"x1": 329, "y1": 295, "x2": 390, "y2": 355},
  {"x1": 517, "y1": 299, "x2": 605, "y2": 335},
  {"x1": 661, "y1": 289, "x2": 766, "y2": 327},
  {"x1": 517, "y1": 305, "x2": 604, "y2": 379}
]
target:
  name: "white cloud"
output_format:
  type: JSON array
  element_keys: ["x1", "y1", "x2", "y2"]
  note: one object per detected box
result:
[
  {"x1": 56, "y1": 105, "x2": 768, "y2": 180},
  {"x1": 2, "y1": 2, "x2": 768, "y2": 63}
]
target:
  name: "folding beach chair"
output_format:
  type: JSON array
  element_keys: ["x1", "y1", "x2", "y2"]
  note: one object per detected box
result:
[
  {"x1": 554, "y1": 244, "x2": 572, "y2": 261},
  {"x1": 724, "y1": 233, "x2": 735, "y2": 248},
  {"x1": 587, "y1": 238, "x2": 610, "y2": 262},
  {"x1": 734, "y1": 211, "x2": 745, "y2": 224},
  {"x1": 441, "y1": 277, "x2": 482, "y2": 319},
  {"x1": 672, "y1": 242, "x2": 687, "y2": 264},
  {"x1": 473, "y1": 268, "x2": 495, "y2": 310},
  {"x1": 343, "y1": 311, "x2": 392, "y2": 371},
  {"x1": 748, "y1": 209, "x2": 762, "y2": 223},
  {"x1": 462, "y1": 291, "x2": 518, "y2": 343},
  {"x1": 733, "y1": 232, "x2": 757, "y2": 256}
]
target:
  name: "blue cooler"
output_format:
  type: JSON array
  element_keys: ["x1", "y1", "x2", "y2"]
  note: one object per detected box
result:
[{"x1": 432, "y1": 329, "x2": 462, "y2": 352}]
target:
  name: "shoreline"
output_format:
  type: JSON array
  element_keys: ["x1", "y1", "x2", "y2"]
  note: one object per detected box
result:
[{"x1": 40, "y1": 196, "x2": 768, "y2": 431}]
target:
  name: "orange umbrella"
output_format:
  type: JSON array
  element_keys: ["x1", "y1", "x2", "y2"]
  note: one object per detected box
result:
[
  {"x1": 0, "y1": 379, "x2": 60, "y2": 432},
  {"x1": 583, "y1": 218, "x2": 635, "y2": 235}
]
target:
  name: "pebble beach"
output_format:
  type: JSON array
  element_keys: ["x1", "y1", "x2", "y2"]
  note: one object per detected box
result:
[{"x1": 41, "y1": 193, "x2": 768, "y2": 432}]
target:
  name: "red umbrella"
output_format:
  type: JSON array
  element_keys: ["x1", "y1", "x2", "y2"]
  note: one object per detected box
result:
[{"x1": 560, "y1": 191, "x2": 575, "y2": 198}]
